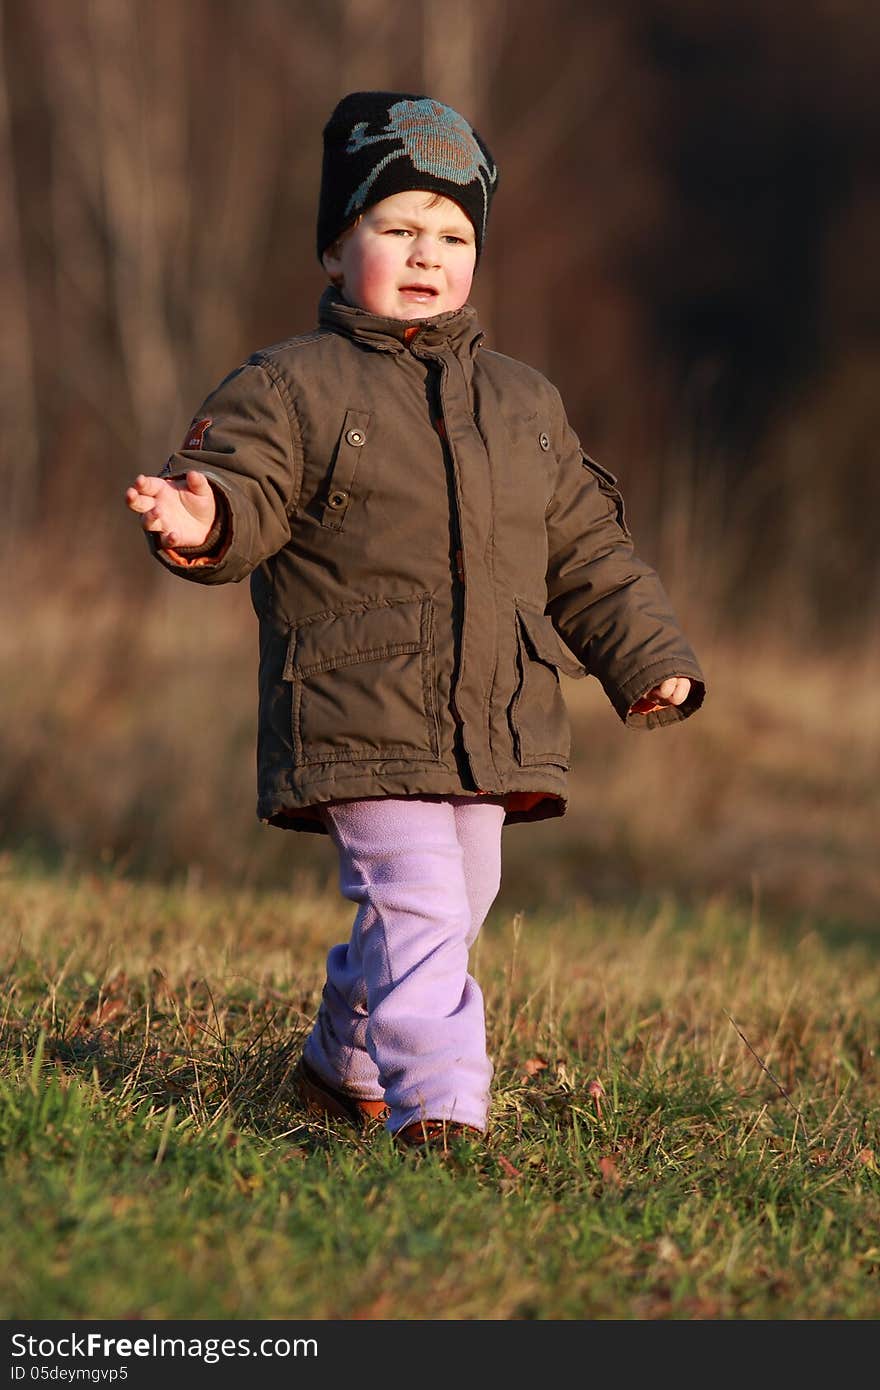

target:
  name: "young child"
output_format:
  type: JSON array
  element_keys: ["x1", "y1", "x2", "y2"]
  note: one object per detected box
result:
[{"x1": 125, "y1": 91, "x2": 705, "y2": 1152}]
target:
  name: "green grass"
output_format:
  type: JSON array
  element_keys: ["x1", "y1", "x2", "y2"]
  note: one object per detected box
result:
[{"x1": 1, "y1": 856, "x2": 879, "y2": 1321}]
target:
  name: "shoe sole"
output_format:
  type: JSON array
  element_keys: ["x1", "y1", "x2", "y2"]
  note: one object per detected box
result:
[{"x1": 394, "y1": 1119, "x2": 484, "y2": 1152}]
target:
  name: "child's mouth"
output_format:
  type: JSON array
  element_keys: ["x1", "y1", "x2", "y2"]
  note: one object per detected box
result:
[{"x1": 399, "y1": 284, "x2": 439, "y2": 302}]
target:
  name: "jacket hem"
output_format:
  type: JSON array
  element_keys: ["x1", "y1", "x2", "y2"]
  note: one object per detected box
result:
[{"x1": 257, "y1": 770, "x2": 569, "y2": 833}]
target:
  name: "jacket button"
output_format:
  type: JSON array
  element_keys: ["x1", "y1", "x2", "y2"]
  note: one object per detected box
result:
[
  {"x1": 539, "y1": 431, "x2": 550, "y2": 451},
  {"x1": 328, "y1": 490, "x2": 348, "y2": 508},
  {"x1": 346, "y1": 428, "x2": 366, "y2": 447}
]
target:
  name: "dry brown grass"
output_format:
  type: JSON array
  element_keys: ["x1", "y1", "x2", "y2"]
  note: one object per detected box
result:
[{"x1": 549, "y1": 621, "x2": 880, "y2": 928}]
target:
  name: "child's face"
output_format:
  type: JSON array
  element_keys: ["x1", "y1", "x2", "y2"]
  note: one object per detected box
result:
[{"x1": 322, "y1": 191, "x2": 477, "y2": 320}]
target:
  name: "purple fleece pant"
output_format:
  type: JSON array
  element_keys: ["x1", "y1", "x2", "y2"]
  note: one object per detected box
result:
[{"x1": 302, "y1": 795, "x2": 506, "y2": 1134}]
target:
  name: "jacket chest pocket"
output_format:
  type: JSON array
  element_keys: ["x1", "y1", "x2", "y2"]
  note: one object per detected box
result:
[
  {"x1": 320, "y1": 408, "x2": 371, "y2": 530},
  {"x1": 283, "y1": 594, "x2": 441, "y2": 766},
  {"x1": 510, "y1": 600, "x2": 584, "y2": 768},
  {"x1": 500, "y1": 410, "x2": 555, "y2": 511}
]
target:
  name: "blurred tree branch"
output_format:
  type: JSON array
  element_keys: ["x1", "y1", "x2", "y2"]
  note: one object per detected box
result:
[{"x1": 0, "y1": 0, "x2": 39, "y2": 550}]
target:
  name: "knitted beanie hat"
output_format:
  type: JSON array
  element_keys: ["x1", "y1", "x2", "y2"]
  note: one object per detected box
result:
[{"x1": 317, "y1": 91, "x2": 498, "y2": 262}]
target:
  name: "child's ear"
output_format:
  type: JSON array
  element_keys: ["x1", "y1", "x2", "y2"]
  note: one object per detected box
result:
[{"x1": 322, "y1": 247, "x2": 343, "y2": 288}]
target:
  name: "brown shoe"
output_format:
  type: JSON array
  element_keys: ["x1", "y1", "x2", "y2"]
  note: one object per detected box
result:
[
  {"x1": 394, "y1": 1119, "x2": 484, "y2": 1152},
  {"x1": 293, "y1": 1056, "x2": 389, "y2": 1128}
]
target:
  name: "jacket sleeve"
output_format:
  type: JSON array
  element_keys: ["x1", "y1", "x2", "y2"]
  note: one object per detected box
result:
[
  {"x1": 544, "y1": 388, "x2": 706, "y2": 728},
  {"x1": 150, "y1": 356, "x2": 302, "y2": 585}
]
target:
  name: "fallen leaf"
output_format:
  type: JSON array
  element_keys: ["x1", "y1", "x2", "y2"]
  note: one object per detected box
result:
[
  {"x1": 497, "y1": 1154, "x2": 522, "y2": 1179},
  {"x1": 599, "y1": 1155, "x2": 621, "y2": 1187},
  {"x1": 523, "y1": 1057, "x2": 548, "y2": 1077},
  {"x1": 92, "y1": 997, "x2": 128, "y2": 1026}
]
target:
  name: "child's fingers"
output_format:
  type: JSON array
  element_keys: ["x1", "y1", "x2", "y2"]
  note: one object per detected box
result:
[
  {"x1": 125, "y1": 490, "x2": 155, "y2": 515},
  {"x1": 651, "y1": 677, "x2": 690, "y2": 706},
  {"x1": 125, "y1": 475, "x2": 163, "y2": 511},
  {"x1": 663, "y1": 677, "x2": 690, "y2": 705},
  {"x1": 128, "y1": 497, "x2": 167, "y2": 527},
  {"x1": 629, "y1": 677, "x2": 691, "y2": 715},
  {"x1": 134, "y1": 473, "x2": 164, "y2": 495}
]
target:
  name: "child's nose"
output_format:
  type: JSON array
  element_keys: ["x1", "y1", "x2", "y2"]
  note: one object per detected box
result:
[{"x1": 410, "y1": 236, "x2": 440, "y2": 268}]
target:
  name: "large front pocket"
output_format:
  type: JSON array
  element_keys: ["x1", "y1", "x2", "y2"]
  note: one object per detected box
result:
[
  {"x1": 510, "y1": 601, "x2": 584, "y2": 768},
  {"x1": 283, "y1": 594, "x2": 440, "y2": 766}
]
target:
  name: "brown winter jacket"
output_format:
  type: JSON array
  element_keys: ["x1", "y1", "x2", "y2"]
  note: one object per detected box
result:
[{"x1": 153, "y1": 287, "x2": 706, "y2": 834}]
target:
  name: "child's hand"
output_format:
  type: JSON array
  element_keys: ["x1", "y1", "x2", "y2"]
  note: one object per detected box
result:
[
  {"x1": 124, "y1": 470, "x2": 216, "y2": 549},
  {"x1": 628, "y1": 677, "x2": 691, "y2": 715}
]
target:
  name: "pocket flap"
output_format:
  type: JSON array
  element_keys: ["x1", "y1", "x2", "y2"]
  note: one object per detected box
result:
[
  {"x1": 515, "y1": 602, "x2": 585, "y2": 678},
  {"x1": 582, "y1": 455, "x2": 629, "y2": 536},
  {"x1": 582, "y1": 455, "x2": 618, "y2": 487},
  {"x1": 286, "y1": 594, "x2": 429, "y2": 678}
]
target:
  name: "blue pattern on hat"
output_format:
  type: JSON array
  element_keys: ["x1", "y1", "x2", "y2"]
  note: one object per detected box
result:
[{"x1": 343, "y1": 98, "x2": 497, "y2": 241}]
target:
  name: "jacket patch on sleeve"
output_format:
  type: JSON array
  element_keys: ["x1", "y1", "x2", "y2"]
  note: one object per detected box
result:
[{"x1": 182, "y1": 416, "x2": 213, "y2": 450}]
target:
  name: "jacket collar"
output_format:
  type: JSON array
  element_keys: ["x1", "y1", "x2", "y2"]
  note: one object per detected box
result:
[{"x1": 318, "y1": 286, "x2": 484, "y2": 359}]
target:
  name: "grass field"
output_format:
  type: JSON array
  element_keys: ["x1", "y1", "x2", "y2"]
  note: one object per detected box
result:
[{"x1": 2, "y1": 858, "x2": 879, "y2": 1322}]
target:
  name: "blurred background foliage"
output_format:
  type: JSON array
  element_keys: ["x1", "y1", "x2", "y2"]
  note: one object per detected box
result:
[{"x1": 1, "y1": 0, "x2": 878, "y2": 923}]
